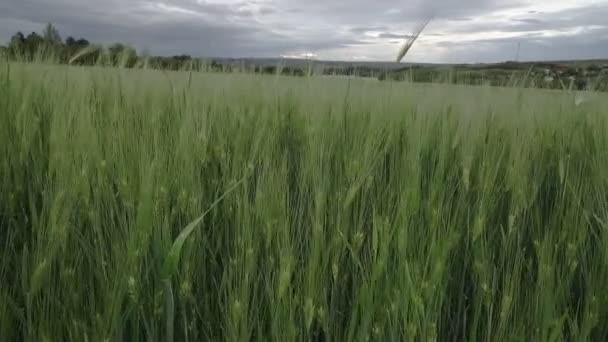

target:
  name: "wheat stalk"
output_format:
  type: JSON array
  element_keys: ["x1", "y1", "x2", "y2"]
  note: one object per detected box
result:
[
  {"x1": 395, "y1": 18, "x2": 431, "y2": 63},
  {"x1": 68, "y1": 45, "x2": 100, "y2": 65}
]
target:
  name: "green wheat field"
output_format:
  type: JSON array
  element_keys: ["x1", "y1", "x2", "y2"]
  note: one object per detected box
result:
[{"x1": 1, "y1": 62, "x2": 608, "y2": 341}]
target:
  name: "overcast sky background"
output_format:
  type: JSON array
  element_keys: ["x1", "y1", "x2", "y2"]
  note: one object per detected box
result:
[{"x1": 1, "y1": 0, "x2": 607, "y2": 63}]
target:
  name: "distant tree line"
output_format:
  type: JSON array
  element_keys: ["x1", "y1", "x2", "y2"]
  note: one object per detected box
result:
[
  {"x1": 0, "y1": 23, "x2": 382, "y2": 77},
  {"x1": 0, "y1": 23, "x2": 212, "y2": 71},
  {"x1": 2, "y1": 23, "x2": 606, "y2": 91},
  {"x1": 379, "y1": 63, "x2": 608, "y2": 92},
  {"x1": 0, "y1": 23, "x2": 317, "y2": 76},
  {"x1": 0, "y1": 23, "x2": 417, "y2": 78}
]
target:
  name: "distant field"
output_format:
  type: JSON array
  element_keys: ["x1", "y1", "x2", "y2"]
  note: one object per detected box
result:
[{"x1": 1, "y1": 62, "x2": 608, "y2": 341}]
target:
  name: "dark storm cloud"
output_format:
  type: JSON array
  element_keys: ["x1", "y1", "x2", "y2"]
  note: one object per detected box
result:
[{"x1": 1, "y1": 0, "x2": 607, "y2": 62}]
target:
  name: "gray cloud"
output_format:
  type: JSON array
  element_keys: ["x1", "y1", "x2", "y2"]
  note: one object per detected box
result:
[
  {"x1": 429, "y1": 3, "x2": 608, "y2": 37},
  {"x1": 349, "y1": 26, "x2": 391, "y2": 34},
  {"x1": 378, "y1": 33, "x2": 416, "y2": 39},
  {"x1": 425, "y1": 3, "x2": 608, "y2": 62},
  {"x1": 1, "y1": 0, "x2": 607, "y2": 62},
  {"x1": 0, "y1": 0, "x2": 364, "y2": 57},
  {"x1": 514, "y1": 18, "x2": 544, "y2": 25},
  {"x1": 433, "y1": 25, "x2": 608, "y2": 62}
]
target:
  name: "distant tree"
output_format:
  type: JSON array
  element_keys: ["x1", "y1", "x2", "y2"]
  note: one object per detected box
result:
[
  {"x1": 587, "y1": 64, "x2": 601, "y2": 73},
  {"x1": 210, "y1": 60, "x2": 222, "y2": 71},
  {"x1": 63, "y1": 36, "x2": 77, "y2": 62},
  {"x1": 107, "y1": 43, "x2": 125, "y2": 55},
  {"x1": 76, "y1": 38, "x2": 90, "y2": 47},
  {"x1": 10, "y1": 32, "x2": 25, "y2": 44},
  {"x1": 42, "y1": 23, "x2": 62, "y2": 45},
  {"x1": 121, "y1": 46, "x2": 138, "y2": 68},
  {"x1": 8, "y1": 32, "x2": 25, "y2": 53},
  {"x1": 170, "y1": 55, "x2": 193, "y2": 70},
  {"x1": 107, "y1": 43, "x2": 125, "y2": 65},
  {"x1": 294, "y1": 68, "x2": 305, "y2": 77},
  {"x1": 24, "y1": 32, "x2": 44, "y2": 56},
  {"x1": 107, "y1": 43, "x2": 137, "y2": 67},
  {"x1": 262, "y1": 65, "x2": 277, "y2": 74},
  {"x1": 377, "y1": 71, "x2": 387, "y2": 81},
  {"x1": 64, "y1": 36, "x2": 87, "y2": 51},
  {"x1": 173, "y1": 54, "x2": 192, "y2": 61},
  {"x1": 65, "y1": 36, "x2": 76, "y2": 47}
]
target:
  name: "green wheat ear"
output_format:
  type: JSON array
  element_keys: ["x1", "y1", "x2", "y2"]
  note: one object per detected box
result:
[
  {"x1": 395, "y1": 18, "x2": 431, "y2": 63},
  {"x1": 161, "y1": 174, "x2": 250, "y2": 280}
]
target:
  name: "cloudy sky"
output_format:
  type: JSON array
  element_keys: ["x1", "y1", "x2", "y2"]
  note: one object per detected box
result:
[{"x1": 1, "y1": 0, "x2": 607, "y2": 63}]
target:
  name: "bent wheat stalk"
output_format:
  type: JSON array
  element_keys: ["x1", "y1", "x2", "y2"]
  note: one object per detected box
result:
[
  {"x1": 161, "y1": 173, "x2": 249, "y2": 342},
  {"x1": 68, "y1": 45, "x2": 101, "y2": 65},
  {"x1": 396, "y1": 18, "x2": 431, "y2": 63}
]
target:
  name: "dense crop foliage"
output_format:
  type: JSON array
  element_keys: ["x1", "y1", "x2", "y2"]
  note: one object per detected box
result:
[{"x1": 1, "y1": 62, "x2": 608, "y2": 341}]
